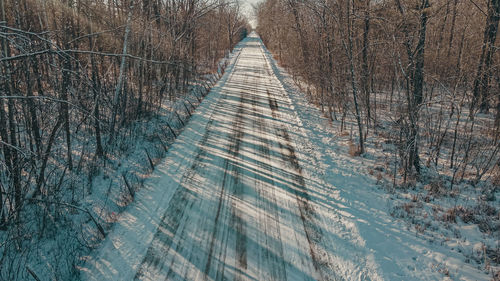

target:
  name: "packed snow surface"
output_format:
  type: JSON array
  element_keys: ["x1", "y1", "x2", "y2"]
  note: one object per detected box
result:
[{"x1": 81, "y1": 33, "x2": 490, "y2": 281}]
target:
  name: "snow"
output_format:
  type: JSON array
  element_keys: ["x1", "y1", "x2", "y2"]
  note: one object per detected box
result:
[
  {"x1": 261, "y1": 37, "x2": 497, "y2": 280},
  {"x1": 80, "y1": 32, "x2": 497, "y2": 281}
]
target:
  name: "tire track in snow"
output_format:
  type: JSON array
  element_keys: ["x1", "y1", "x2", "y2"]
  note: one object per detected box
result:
[
  {"x1": 132, "y1": 52, "x2": 248, "y2": 281},
  {"x1": 203, "y1": 93, "x2": 246, "y2": 280},
  {"x1": 251, "y1": 89, "x2": 288, "y2": 281},
  {"x1": 86, "y1": 34, "x2": 341, "y2": 281},
  {"x1": 266, "y1": 85, "x2": 338, "y2": 281},
  {"x1": 133, "y1": 117, "x2": 215, "y2": 280}
]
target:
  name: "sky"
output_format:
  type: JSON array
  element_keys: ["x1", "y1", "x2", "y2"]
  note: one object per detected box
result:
[{"x1": 240, "y1": 0, "x2": 262, "y2": 28}]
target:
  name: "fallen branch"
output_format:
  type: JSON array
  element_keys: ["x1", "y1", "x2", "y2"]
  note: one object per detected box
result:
[
  {"x1": 144, "y1": 148, "x2": 155, "y2": 170},
  {"x1": 122, "y1": 173, "x2": 134, "y2": 198},
  {"x1": 175, "y1": 112, "x2": 185, "y2": 127},
  {"x1": 183, "y1": 102, "x2": 192, "y2": 117},
  {"x1": 165, "y1": 122, "x2": 177, "y2": 138},
  {"x1": 26, "y1": 266, "x2": 41, "y2": 281}
]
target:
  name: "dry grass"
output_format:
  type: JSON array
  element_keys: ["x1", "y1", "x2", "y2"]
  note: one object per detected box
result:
[
  {"x1": 424, "y1": 178, "x2": 446, "y2": 196},
  {"x1": 491, "y1": 166, "x2": 500, "y2": 187},
  {"x1": 456, "y1": 206, "x2": 475, "y2": 223},
  {"x1": 340, "y1": 130, "x2": 350, "y2": 137},
  {"x1": 348, "y1": 140, "x2": 362, "y2": 157}
]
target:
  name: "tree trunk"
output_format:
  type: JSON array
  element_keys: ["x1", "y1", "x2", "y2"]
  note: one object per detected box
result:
[
  {"x1": 36, "y1": 116, "x2": 63, "y2": 197},
  {"x1": 345, "y1": 0, "x2": 364, "y2": 154},
  {"x1": 471, "y1": 0, "x2": 500, "y2": 114},
  {"x1": 287, "y1": 0, "x2": 309, "y2": 75},
  {"x1": 361, "y1": 0, "x2": 371, "y2": 125},
  {"x1": 88, "y1": 15, "x2": 104, "y2": 157},
  {"x1": 496, "y1": 75, "x2": 500, "y2": 131},
  {"x1": 61, "y1": 52, "x2": 73, "y2": 170},
  {"x1": 110, "y1": 0, "x2": 135, "y2": 143},
  {"x1": 407, "y1": 0, "x2": 430, "y2": 176},
  {"x1": 447, "y1": 0, "x2": 459, "y2": 58},
  {"x1": 1, "y1": 0, "x2": 22, "y2": 217},
  {"x1": 30, "y1": 57, "x2": 44, "y2": 158}
]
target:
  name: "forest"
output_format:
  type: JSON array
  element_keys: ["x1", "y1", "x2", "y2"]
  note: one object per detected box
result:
[
  {"x1": 255, "y1": 0, "x2": 499, "y2": 276},
  {"x1": 256, "y1": 0, "x2": 499, "y2": 186},
  {"x1": 0, "y1": 0, "x2": 248, "y2": 279},
  {"x1": 0, "y1": 0, "x2": 499, "y2": 279}
]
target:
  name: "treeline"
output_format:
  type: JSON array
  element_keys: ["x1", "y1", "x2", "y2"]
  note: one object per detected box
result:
[
  {"x1": 256, "y1": 0, "x2": 499, "y2": 185},
  {"x1": 0, "y1": 0, "x2": 248, "y2": 277}
]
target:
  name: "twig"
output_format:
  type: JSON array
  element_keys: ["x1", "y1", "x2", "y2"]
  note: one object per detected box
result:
[
  {"x1": 165, "y1": 122, "x2": 177, "y2": 138},
  {"x1": 122, "y1": 173, "x2": 134, "y2": 198},
  {"x1": 183, "y1": 102, "x2": 192, "y2": 117},
  {"x1": 175, "y1": 112, "x2": 185, "y2": 127},
  {"x1": 468, "y1": 0, "x2": 487, "y2": 16},
  {"x1": 26, "y1": 266, "x2": 41, "y2": 281},
  {"x1": 0, "y1": 95, "x2": 106, "y2": 128},
  {"x1": 0, "y1": 140, "x2": 34, "y2": 158},
  {"x1": 144, "y1": 149, "x2": 155, "y2": 170},
  {"x1": 25, "y1": 198, "x2": 106, "y2": 237}
]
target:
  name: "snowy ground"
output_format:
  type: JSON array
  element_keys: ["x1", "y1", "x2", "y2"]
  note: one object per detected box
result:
[
  {"x1": 262, "y1": 39, "x2": 499, "y2": 280},
  {"x1": 80, "y1": 33, "x2": 496, "y2": 281}
]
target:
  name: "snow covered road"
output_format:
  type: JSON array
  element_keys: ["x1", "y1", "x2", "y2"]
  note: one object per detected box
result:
[
  {"x1": 82, "y1": 33, "x2": 341, "y2": 281},
  {"x1": 81, "y1": 33, "x2": 490, "y2": 281},
  {"x1": 129, "y1": 34, "x2": 326, "y2": 280}
]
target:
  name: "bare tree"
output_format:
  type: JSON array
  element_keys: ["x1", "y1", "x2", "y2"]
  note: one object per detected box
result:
[{"x1": 471, "y1": 0, "x2": 500, "y2": 114}]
